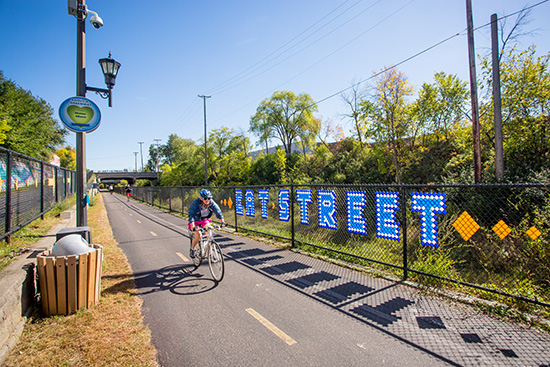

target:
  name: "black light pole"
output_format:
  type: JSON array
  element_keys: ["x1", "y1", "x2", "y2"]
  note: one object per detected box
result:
[
  {"x1": 71, "y1": 0, "x2": 120, "y2": 226},
  {"x1": 198, "y1": 95, "x2": 211, "y2": 186},
  {"x1": 75, "y1": 0, "x2": 87, "y2": 227}
]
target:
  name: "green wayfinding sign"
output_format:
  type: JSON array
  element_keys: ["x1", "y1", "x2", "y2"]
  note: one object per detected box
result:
[{"x1": 59, "y1": 97, "x2": 101, "y2": 133}]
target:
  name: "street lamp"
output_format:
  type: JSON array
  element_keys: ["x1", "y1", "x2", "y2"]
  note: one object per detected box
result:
[
  {"x1": 86, "y1": 53, "x2": 121, "y2": 107},
  {"x1": 69, "y1": 0, "x2": 121, "y2": 227}
]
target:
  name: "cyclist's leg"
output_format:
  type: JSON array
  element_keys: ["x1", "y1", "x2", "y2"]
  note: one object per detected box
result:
[{"x1": 189, "y1": 222, "x2": 201, "y2": 250}]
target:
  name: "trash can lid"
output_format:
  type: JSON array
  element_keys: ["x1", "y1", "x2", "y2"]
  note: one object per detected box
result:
[{"x1": 51, "y1": 234, "x2": 94, "y2": 257}]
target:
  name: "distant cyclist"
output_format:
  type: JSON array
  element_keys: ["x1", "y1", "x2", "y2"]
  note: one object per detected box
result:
[
  {"x1": 188, "y1": 189, "x2": 226, "y2": 258},
  {"x1": 109, "y1": 185, "x2": 114, "y2": 195},
  {"x1": 125, "y1": 185, "x2": 132, "y2": 202}
]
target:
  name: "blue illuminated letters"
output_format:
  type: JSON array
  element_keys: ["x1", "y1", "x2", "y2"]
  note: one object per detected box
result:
[
  {"x1": 239, "y1": 188, "x2": 447, "y2": 249},
  {"x1": 318, "y1": 190, "x2": 337, "y2": 230},
  {"x1": 410, "y1": 192, "x2": 447, "y2": 247},
  {"x1": 376, "y1": 191, "x2": 400, "y2": 241},
  {"x1": 258, "y1": 190, "x2": 269, "y2": 219},
  {"x1": 278, "y1": 189, "x2": 290, "y2": 222},
  {"x1": 296, "y1": 189, "x2": 312, "y2": 225},
  {"x1": 347, "y1": 191, "x2": 368, "y2": 235},
  {"x1": 245, "y1": 190, "x2": 255, "y2": 217},
  {"x1": 235, "y1": 190, "x2": 244, "y2": 216}
]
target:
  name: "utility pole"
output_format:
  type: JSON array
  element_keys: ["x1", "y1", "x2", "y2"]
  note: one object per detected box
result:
[
  {"x1": 491, "y1": 13, "x2": 504, "y2": 181},
  {"x1": 198, "y1": 95, "x2": 211, "y2": 186},
  {"x1": 153, "y1": 139, "x2": 161, "y2": 173},
  {"x1": 134, "y1": 152, "x2": 138, "y2": 172},
  {"x1": 138, "y1": 141, "x2": 144, "y2": 171},
  {"x1": 466, "y1": 0, "x2": 482, "y2": 183}
]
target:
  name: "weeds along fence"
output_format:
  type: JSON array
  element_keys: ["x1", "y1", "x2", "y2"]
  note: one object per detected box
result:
[
  {"x1": 0, "y1": 146, "x2": 76, "y2": 242},
  {"x1": 132, "y1": 183, "x2": 550, "y2": 307}
]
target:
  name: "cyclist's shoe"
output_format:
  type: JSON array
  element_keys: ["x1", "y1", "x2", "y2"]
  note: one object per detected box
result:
[{"x1": 189, "y1": 249, "x2": 196, "y2": 259}]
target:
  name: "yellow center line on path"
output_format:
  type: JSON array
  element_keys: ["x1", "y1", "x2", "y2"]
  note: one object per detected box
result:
[
  {"x1": 137, "y1": 220, "x2": 141, "y2": 224},
  {"x1": 150, "y1": 231, "x2": 157, "y2": 237},
  {"x1": 245, "y1": 308, "x2": 297, "y2": 346},
  {"x1": 129, "y1": 213, "x2": 133, "y2": 216},
  {"x1": 176, "y1": 252, "x2": 189, "y2": 262}
]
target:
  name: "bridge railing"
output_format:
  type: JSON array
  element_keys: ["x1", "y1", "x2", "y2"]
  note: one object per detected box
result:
[{"x1": 0, "y1": 146, "x2": 76, "y2": 243}]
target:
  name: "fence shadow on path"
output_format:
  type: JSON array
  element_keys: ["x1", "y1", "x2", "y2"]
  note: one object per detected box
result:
[
  {"x1": 109, "y1": 194, "x2": 550, "y2": 367},
  {"x1": 214, "y1": 232, "x2": 550, "y2": 367}
]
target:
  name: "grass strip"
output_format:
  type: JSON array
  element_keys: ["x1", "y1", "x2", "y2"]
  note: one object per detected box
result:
[{"x1": 3, "y1": 193, "x2": 159, "y2": 367}]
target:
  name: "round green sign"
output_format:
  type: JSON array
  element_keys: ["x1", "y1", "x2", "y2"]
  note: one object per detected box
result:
[{"x1": 59, "y1": 97, "x2": 101, "y2": 133}]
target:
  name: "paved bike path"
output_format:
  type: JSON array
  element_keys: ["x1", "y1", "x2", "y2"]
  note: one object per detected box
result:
[{"x1": 104, "y1": 193, "x2": 550, "y2": 366}]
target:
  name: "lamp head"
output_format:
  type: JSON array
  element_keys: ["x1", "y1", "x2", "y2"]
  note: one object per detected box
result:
[{"x1": 99, "y1": 53, "x2": 121, "y2": 88}]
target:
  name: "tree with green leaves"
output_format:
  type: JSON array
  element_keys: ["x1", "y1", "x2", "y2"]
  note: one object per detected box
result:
[
  {"x1": 249, "y1": 91, "x2": 318, "y2": 156},
  {"x1": 161, "y1": 134, "x2": 195, "y2": 166},
  {"x1": 360, "y1": 68, "x2": 414, "y2": 184},
  {"x1": 0, "y1": 72, "x2": 66, "y2": 160},
  {"x1": 208, "y1": 127, "x2": 252, "y2": 185},
  {"x1": 55, "y1": 146, "x2": 76, "y2": 170},
  {"x1": 413, "y1": 72, "x2": 469, "y2": 142},
  {"x1": 480, "y1": 45, "x2": 550, "y2": 179}
]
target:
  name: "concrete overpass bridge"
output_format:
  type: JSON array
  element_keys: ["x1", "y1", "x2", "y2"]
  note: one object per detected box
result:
[{"x1": 93, "y1": 170, "x2": 158, "y2": 185}]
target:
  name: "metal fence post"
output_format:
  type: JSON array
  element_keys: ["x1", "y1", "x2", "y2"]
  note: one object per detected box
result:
[
  {"x1": 40, "y1": 162, "x2": 45, "y2": 220},
  {"x1": 290, "y1": 183, "x2": 295, "y2": 248},
  {"x1": 181, "y1": 187, "x2": 189, "y2": 216},
  {"x1": 400, "y1": 185, "x2": 408, "y2": 280},
  {"x1": 54, "y1": 166, "x2": 59, "y2": 203},
  {"x1": 64, "y1": 169, "x2": 68, "y2": 199},
  {"x1": 5, "y1": 151, "x2": 12, "y2": 243},
  {"x1": 234, "y1": 187, "x2": 238, "y2": 233}
]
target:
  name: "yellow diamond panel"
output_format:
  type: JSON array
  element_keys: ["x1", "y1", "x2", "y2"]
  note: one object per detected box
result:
[
  {"x1": 453, "y1": 211, "x2": 480, "y2": 241},
  {"x1": 526, "y1": 226, "x2": 541, "y2": 240},
  {"x1": 492, "y1": 220, "x2": 512, "y2": 239}
]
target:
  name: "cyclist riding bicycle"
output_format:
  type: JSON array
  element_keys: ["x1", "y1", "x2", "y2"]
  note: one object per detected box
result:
[{"x1": 188, "y1": 189, "x2": 226, "y2": 259}]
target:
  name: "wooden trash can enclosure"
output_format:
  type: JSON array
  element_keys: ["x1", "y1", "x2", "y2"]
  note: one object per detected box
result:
[{"x1": 36, "y1": 244, "x2": 103, "y2": 316}]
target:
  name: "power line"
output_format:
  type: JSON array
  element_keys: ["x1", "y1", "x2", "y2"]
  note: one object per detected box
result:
[
  {"x1": 215, "y1": 0, "x2": 413, "y2": 120},
  {"x1": 208, "y1": 0, "x2": 383, "y2": 96},
  {"x1": 205, "y1": 0, "x2": 361, "y2": 95},
  {"x1": 314, "y1": 0, "x2": 550, "y2": 107}
]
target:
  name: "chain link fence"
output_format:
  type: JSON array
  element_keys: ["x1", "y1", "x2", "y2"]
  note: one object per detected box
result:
[
  {"x1": 0, "y1": 147, "x2": 76, "y2": 242},
  {"x1": 133, "y1": 183, "x2": 549, "y2": 307}
]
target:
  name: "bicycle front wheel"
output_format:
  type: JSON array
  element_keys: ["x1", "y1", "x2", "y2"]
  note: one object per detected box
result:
[{"x1": 208, "y1": 241, "x2": 224, "y2": 282}]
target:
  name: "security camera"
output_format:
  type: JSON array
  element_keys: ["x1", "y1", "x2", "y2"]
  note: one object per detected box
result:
[{"x1": 87, "y1": 10, "x2": 103, "y2": 29}]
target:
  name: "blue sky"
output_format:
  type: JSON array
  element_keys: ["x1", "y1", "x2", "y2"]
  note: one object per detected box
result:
[{"x1": 1, "y1": 0, "x2": 549, "y2": 171}]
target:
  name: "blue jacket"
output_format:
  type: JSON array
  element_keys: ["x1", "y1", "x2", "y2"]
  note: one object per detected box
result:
[{"x1": 188, "y1": 197, "x2": 224, "y2": 224}]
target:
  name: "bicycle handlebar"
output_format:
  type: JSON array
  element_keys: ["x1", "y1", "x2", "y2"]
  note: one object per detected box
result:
[{"x1": 196, "y1": 224, "x2": 227, "y2": 233}]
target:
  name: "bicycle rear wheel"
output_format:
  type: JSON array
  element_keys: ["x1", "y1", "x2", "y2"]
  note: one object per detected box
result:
[
  {"x1": 208, "y1": 241, "x2": 224, "y2": 282},
  {"x1": 191, "y1": 234, "x2": 202, "y2": 268}
]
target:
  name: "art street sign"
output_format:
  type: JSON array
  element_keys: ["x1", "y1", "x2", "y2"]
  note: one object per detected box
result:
[{"x1": 59, "y1": 97, "x2": 101, "y2": 133}]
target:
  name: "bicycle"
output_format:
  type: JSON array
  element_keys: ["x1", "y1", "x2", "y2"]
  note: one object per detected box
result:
[{"x1": 189, "y1": 225, "x2": 225, "y2": 282}]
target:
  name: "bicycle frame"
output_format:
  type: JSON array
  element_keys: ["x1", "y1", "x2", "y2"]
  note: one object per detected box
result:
[{"x1": 189, "y1": 225, "x2": 225, "y2": 282}]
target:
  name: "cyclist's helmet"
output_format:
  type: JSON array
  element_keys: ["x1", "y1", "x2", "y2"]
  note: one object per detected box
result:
[{"x1": 200, "y1": 189, "x2": 212, "y2": 200}]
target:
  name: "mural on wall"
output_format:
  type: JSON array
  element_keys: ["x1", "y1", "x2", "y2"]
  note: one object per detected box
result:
[{"x1": 0, "y1": 157, "x2": 42, "y2": 192}]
